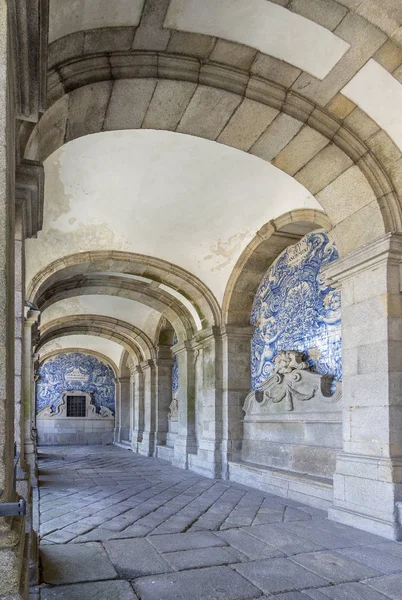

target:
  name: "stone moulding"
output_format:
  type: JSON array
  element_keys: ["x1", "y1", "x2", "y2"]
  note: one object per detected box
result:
[{"x1": 243, "y1": 350, "x2": 341, "y2": 417}]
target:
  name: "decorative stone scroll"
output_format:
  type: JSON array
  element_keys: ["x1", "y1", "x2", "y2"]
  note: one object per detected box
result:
[
  {"x1": 37, "y1": 391, "x2": 114, "y2": 419},
  {"x1": 243, "y1": 351, "x2": 341, "y2": 417}
]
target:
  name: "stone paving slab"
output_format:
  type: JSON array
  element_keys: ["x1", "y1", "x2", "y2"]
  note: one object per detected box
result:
[
  {"x1": 133, "y1": 566, "x2": 262, "y2": 600},
  {"x1": 148, "y1": 530, "x2": 226, "y2": 552},
  {"x1": 364, "y1": 574, "x2": 402, "y2": 600},
  {"x1": 104, "y1": 538, "x2": 173, "y2": 578},
  {"x1": 40, "y1": 580, "x2": 138, "y2": 599},
  {"x1": 291, "y1": 550, "x2": 382, "y2": 584},
  {"x1": 242, "y1": 523, "x2": 326, "y2": 555},
  {"x1": 304, "y1": 581, "x2": 395, "y2": 599},
  {"x1": 41, "y1": 542, "x2": 118, "y2": 585},
  {"x1": 216, "y1": 528, "x2": 286, "y2": 560},
  {"x1": 233, "y1": 557, "x2": 329, "y2": 595},
  {"x1": 337, "y1": 545, "x2": 402, "y2": 574},
  {"x1": 163, "y1": 546, "x2": 239, "y2": 570}
]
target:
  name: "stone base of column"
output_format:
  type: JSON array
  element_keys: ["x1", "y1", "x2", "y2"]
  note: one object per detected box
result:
[
  {"x1": 172, "y1": 435, "x2": 197, "y2": 470},
  {"x1": 113, "y1": 428, "x2": 120, "y2": 443},
  {"x1": 131, "y1": 430, "x2": 143, "y2": 453},
  {"x1": 0, "y1": 518, "x2": 28, "y2": 599},
  {"x1": 329, "y1": 453, "x2": 402, "y2": 540},
  {"x1": 138, "y1": 432, "x2": 156, "y2": 457},
  {"x1": 188, "y1": 440, "x2": 222, "y2": 479}
]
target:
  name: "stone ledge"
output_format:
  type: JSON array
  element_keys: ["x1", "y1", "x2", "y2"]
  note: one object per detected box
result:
[
  {"x1": 228, "y1": 460, "x2": 333, "y2": 510},
  {"x1": 156, "y1": 445, "x2": 174, "y2": 462}
]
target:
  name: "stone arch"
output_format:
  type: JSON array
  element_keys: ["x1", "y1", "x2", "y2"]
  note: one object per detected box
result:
[
  {"x1": 28, "y1": 251, "x2": 221, "y2": 337},
  {"x1": 39, "y1": 347, "x2": 119, "y2": 376},
  {"x1": 155, "y1": 316, "x2": 176, "y2": 346},
  {"x1": 223, "y1": 209, "x2": 332, "y2": 326},
  {"x1": 25, "y1": 71, "x2": 400, "y2": 250},
  {"x1": 37, "y1": 315, "x2": 153, "y2": 363}
]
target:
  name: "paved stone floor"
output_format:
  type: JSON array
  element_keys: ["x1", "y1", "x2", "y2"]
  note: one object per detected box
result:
[{"x1": 32, "y1": 446, "x2": 402, "y2": 600}]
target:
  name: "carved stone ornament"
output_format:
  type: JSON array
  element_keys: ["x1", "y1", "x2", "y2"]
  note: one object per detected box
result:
[
  {"x1": 37, "y1": 391, "x2": 114, "y2": 419},
  {"x1": 168, "y1": 395, "x2": 179, "y2": 420},
  {"x1": 243, "y1": 350, "x2": 341, "y2": 416}
]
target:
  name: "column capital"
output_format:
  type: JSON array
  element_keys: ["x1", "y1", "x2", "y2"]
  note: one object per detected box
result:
[
  {"x1": 219, "y1": 325, "x2": 254, "y2": 339},
  {"x1": 140, "y1": 359, "x2": 155, "y2": 372},
  {"x1": 323, "y1": 233, "x2": 402, "y2": 286},
  {"x1": 24, "y1": 307, "x2": 40, "y2": 325}
]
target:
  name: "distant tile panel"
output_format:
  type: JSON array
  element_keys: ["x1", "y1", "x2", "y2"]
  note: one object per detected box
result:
[{"x1": 36, "y1": 352, "x2": 115, "y2": 414}]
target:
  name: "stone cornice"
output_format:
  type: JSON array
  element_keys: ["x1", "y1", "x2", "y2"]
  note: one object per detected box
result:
[
  {"x1": 16, "y1": 159, "x2": 44, "y2": 239},
  {"x1": 323, "y1": 233, "x2": 402, "y2": 285}
]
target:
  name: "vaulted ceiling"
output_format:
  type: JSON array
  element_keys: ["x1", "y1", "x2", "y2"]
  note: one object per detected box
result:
[{"x1": 26, "y1": 0, "x2": 402, "y2": 369}]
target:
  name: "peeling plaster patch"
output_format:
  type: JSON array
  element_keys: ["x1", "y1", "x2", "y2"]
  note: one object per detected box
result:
[{"x1": 206, "y1": 230, "x2": 251, "y2": 272}]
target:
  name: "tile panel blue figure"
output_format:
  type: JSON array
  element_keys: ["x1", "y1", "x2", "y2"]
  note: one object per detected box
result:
[{"x1": 251, "y1": 231, "x2": 341, "y2": 390}]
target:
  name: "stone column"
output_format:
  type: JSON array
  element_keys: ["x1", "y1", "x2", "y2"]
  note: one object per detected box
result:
[
  {"x1": 155, "y1": 345, "x2": 174, "y2": 447},
  {"x1": 0, "y1": 4, "x2": 26, "y2": 596},
  {"x1": 14, "y1": 207, "x2": 24, "y2": 469},
  {"x1": 138, "y1": 360, "x2": 157, "y2": 456},
  {"x1": 114, "y1": 377, "x2": 122, "y2": 443},
  {"x1": 186, "y1": 328, "x2": 224, "y2": 478},
  {"x1": 325, "y1": 233, "x2": 402, "y2": 540},
  {"x1": 132, "y1": 365, "x2": 144, "y2": 452},
  {"x1": 172, "y1": 341, "x2": 197, "y2": 469},
  {"x1": 23, "y1": 310, "x2": 40, "y2": 472},
  {"x1": 221, "y1": 325, "x2": 254, "y2": 477},
  {"x1": 119, "y1": 377, "x2": 131, "y2": 443}
]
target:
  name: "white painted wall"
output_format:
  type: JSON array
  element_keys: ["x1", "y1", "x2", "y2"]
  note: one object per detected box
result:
[
  {"x1": 343, "y1": 59, "x2": 402, "y2": 152},
  {"x1": 49, "y1": 0, "x2": 146, "y2": 42},
  {"x1": 41, "y1": 295, "x2": 161, "y2": 340},
  {"x1": 39, "y1": 335, "x2": 124, "y2": 368},
  {"x1": 165, "y1": 0, "x2": 349, "y2": 79},
  {"x1": 26, "y1": 130, "x2": 322, "y2": 304}
]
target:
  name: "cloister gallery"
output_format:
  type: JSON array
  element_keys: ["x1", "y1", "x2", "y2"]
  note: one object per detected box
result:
[{"x1": 2, "y1": 1, "x2": 402, "y2": 599}]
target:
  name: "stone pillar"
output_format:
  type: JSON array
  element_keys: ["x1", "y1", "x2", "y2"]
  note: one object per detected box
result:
[
  {"x1": 0, "y1": 4, "x2": 26, "y2": 597},
  {"x1": 132, "y1": 365, "x2": 144, "y2": 452},
  {"x1": 138, "y1": 360, "x2": 157, "y2": 456},
  {"x1": 119, "y1": 377, "x2": 131, "y2": 443},
  {"x1": 14, "y1": 207, "x2": 24, "y2": 469},
  {"x1": 155, "y1": 345, "x2": 174, "y2": 447},
  {"x1": 187, "y1": 328, "x2": 224, "y2": 478},
  {"x1": 172, "y1": 341, "x2": 197, "y2": 469},
  {"x1": 221, "y1": 325, "x2": 254, "y2": 477},
  {"x1": 23, "y1": 311, "x2": 40, "y2": 472},
  {"x1": 114, "y1": 377, "x2": 122, "y2": 443},
  {"x1": 325, "y1": 233, "x2": 402, "y2": 540}
]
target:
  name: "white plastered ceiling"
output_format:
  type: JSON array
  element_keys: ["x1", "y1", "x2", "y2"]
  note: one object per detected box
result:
[
  {"x1": 165, "y1": 0, "x2": 349, "y2": 79},
  {"x1": 39, "y1": 335, "x2": 124, "y2": 369},
  {"x1": 40, "y1": 296, "x2": 162, "y2": 340},
  {"x1": 25, "y1": 129, "x2": 322, "y2": 306}
]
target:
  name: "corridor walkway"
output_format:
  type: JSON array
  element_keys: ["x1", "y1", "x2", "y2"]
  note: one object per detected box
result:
[{"x1": 33, "y1": 446, "x2": 402, "y2": 600}]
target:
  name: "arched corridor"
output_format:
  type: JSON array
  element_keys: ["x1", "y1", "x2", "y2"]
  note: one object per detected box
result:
[
  {"x1": 2, "y1": 1, "x2": 402, "y2": 598},
  {"x1": 34, "y1": 445, "x2": 400, "y2": 600}
]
